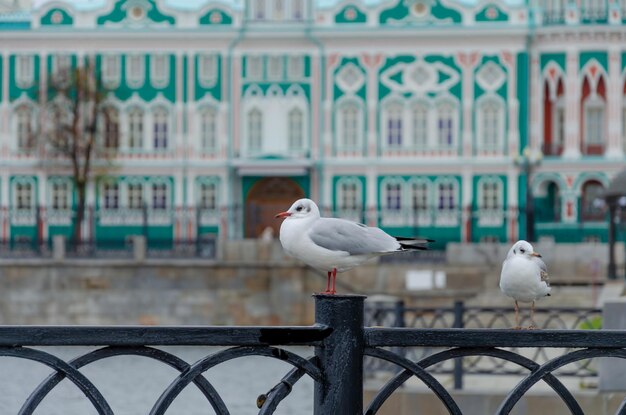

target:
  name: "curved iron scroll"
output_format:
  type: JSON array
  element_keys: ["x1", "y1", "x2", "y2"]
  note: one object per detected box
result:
[
  {"x1": 19, "y1": 346, "x2": 228, "y2": 415},
  {"x1": 365, "y1": 347, "x2": 584, "y2": 415},
  {"x1": 498, "y1": 348, "x2": 626, "y2": 414},
  {"x1": 257, "y1": 356, "x2": 317, "y2": 415},
  {"x1": 150, "y1": 346, "x2": 323, "y2": 415},
  {"x1": 0, "y1": 347, "x2": 114, "y2": 415},
  {"x1": 364, "y1": 347, "x2": 462, "y2": 415}
]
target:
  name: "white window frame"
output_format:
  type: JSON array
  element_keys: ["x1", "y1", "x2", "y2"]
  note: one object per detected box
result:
[
  {"x1": 103, "y1": 106, "x2": 120, "y2": 150},
  {"x1": 199, "y1": 107, "x2": 218, "y2": 153},
  {"x1": 198, "y1": 180, "x2": 218, "y2": 210},
  {"x1": 197, "y1": 177, "x2": 220, "y2": 225},
  {"x1": 411, "y1": 101, "x2": 429, "y2": 150},
  {"x1": 381, "y1": 178, "x2": 405, "y2": 226},
  {"x1": 150, "y1": 54, "x2": 169, "y2": 88},
  {"x1": 292, "y1": 0, "x2": 304, "y2": 20},
  {"x1": 126, "y1": 54, "x2": 145, "y2": 88},
  {"x1": 198, "y1": 54, "x2": 218, "y2": 87},
  {"x1": 50, "y1": 180, "x2": 71, "y2": 211},
  {"x1": 14, "y1": 180, "x2": 34, "y2": 211},
  {"x1": 288, "y1": 107, "x2": 304, "y2": 151},
  {"x1": 552, "y1": 96, "x2": 566, "y2": 154},
  {"x1": 247, "y1": 56, "x2": 262, "y2": 80},
  {"x1": 102, "y1": 182, "x2": 120, "y2": 210},
  {"x1": 383, "y1": 101, "x2": 404, "y2": 149},
  {"x1": 434, "y1": 178, "x2": 458, "y2": 226},
  {"x1": 336, "y1": 100, "x2": 363, "y2": 154},
  {"x1": 102, "y1": 55, "x2": 121, "y2": 88},
  {"x1": 476, "y1": 96, "x2": 504, "y2": 153},
  {"x1": 408, "y1": 178, "x2": 432, "y2": 226},
  {"x1": 152, "y1": 107, "x2": 169, "y2": 150},
  {"x1": 247, "y1": 108, "x2": 263, "y2": 154},
  {"x1": 15, "y1": 104, "x2": 34, "y2": 151},
  {"x1": 127, "y1": 181, "x2": 144, "y2": 210},
  {"x1": 583, "y1": 93, "x2": 605, "y2": 148},
  {"x1": 15, "y1": 55, "x2": 34, "y2": 89},
  {"x1": 267, "y1": 56, "x2": 282, "y2": 80},
  {"x1": 477, "y1": 177, "x2": 504, "y2": 226},
  {"x1": 336, "y1": 177, "x2": 362, "y2": 222},
  {"x1": 127, "y1": 106, "x2": 144, "y2": 150},
  {"x1": 253, "y1": 0, "x2": 266, "y2": 20},
  {"x1": 287, "y1": 55, "x2": 303, "y2": 79},
  {"x1": 51, "y1": 54, "x2": 71, "y2": 81},
  {"x1": 436, "y1": 99, "x2": 458, "y2": 151},
  {"x1": 151, "y1": 181, "x2": 168, "y2": 210}
]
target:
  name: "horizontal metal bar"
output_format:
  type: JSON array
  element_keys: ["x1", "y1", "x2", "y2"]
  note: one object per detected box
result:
[
  {"x1": 0, "y1": 325, "x2": 331, "y2": 347},
  {"x1": 365, "y1": 328, "x2": 626, "y2": 348}
]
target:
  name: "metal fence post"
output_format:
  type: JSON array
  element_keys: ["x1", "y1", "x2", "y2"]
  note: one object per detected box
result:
[
  {"x1": 314, "y1": 294, "x2": 366, "y2": 415},
  {"x1": 453, "y1": 300, "x2": 464, "y2": 390}
]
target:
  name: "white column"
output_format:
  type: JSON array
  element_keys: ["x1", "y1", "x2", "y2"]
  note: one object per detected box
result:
[
  {"x1": 461, "y1": 168, "x2": 472, "y2": 242},
  {"x1": 366, "y1": 168, "x2": 377, "y2": 226},
  {"x1": 85, "y1": 180, "x2": 96, "y2": 241},
  {"x1": 459, "y1": 53, "x2": 476, "y2": 157},
  {"x1": 529, "y1": 52, "x2": 541, "y2": 151},
  {"x1": 563, "y1": 49, "x2": 581, "y2": 158},
  {"x1": 364, "y1": 54, "x2": 381, "y2": 159},
  {"x1": 310, "y1": 53, "x2": 321, "y2": 161},
  {"x1": 186, "y1": 51, "x2": 195, "y2": 156},
  {"x1": 507, "y1": 168, "x2": 519, "y2": 242},
  {"x1": 175, "y1": 52, "x2": 184, "y2": 157},
  {"x1": 606, "y1": 47, "x2": 623, "y2": 158},
  {"x1": 1, "y1": 52, "x2": 9, "y2": 153},
  {"x1": 38, "y1": 171, "x2": 47, "y2": 239},
  {"x1": 505, "y1": 52, "x2": 520, "y2": 156}
]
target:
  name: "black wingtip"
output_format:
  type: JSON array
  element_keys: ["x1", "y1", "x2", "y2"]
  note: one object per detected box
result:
[
  {"x1": 394, "y1": 236, "x2": 436, "y2": 243},
  {"x1": 399, "y1": 243, "x2": 429, "y2": 251}
]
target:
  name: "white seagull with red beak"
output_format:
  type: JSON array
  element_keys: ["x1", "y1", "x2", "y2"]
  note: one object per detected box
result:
[
  {"x1": 500, "y1": 240, "x2": 551, "y2": 329},
  {"x1": 275, "y1": 198, "x2": 431, "y2": 294}
]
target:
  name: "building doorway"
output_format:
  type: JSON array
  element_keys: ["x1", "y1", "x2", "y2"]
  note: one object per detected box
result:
[{"x1": 245, "y1": 177, "x2": 305, "y2": 238}]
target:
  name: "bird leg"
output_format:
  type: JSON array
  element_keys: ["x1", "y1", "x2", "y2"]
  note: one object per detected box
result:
[
  {"x1": 323, "y1": 271, "x2": 332, "y2": 294},
  {"x1": 513, "y1": 301, "x2": 521, "y2": 330},
  {"x1": 527, "y1": 301, "x2": 538, "y2": 330},
  {"x1": 330, "y1": 268, "x2": 337, "y2": 295}
]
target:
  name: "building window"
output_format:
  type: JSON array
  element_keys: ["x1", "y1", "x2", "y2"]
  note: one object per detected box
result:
[
  {"x1": 128, "y1": 107, "x2": 144, "y2": 150},
  {"x1": 248, "y1": 108, "x2": 263, "y2": 152},
  {"x1": 15, "y1": 55, "x2": 34, "y2": 88},
  {"x1": 15, "y1": 105, "x2": 33, "y2": 151},
  {"x1": 337, "y1": 179, "x2": 361, "y2": 214},
  {"x1": 288, "y1": 56, "x2": 303, "y2": 79},
  {"x1": 150, "y1": 54, "x2": 169, "y2": 88},
  {"x1": 199, "y1": 182, "x2": 217, "y2": 210},
  {"x1": 51, "y1": 181, "x2": 70, "y2": 210},
  {"x1": 386, "y1": 102, "x2": 403, "y2": 147},
  {"x1": 480, "y1": 180, "x2": 500, "y2": 210},
  {"x1": 385, "y1": 181, "x2": 403, "y2": 211},
  {"x1": 581, "y1": 0, "x2": 607, "y2": 20},
  {"x1": 126, "y1": 54, "x2": 144, "y2": 87},
  {"x1": 437, "y1": 181, "x2": 456, "y2": 212},
  {"x1": 409, "y1": 180, "x2": 430, "y2": 224},
  {"x1": 338, "y1": 103, "x2": 361, "y2": 152},
  {"x1": 583, "y1": 95, "x2": 605, "y2": 154},
  {"x1": 103, "y1": 107, "x2": 119, "y2": 150},
  {"x1": 411, "y1": 103, "x2": 428, "y2": 149},
  {"x1": 128, "y1": 182, "x2": 144, "y2": 209},
  {"x1": 200, "y1": 108, "x2": 218, "y2": 152},
  {"x1": 273, "y1": 0, "x2": 284, "y2": 19},
  {"x1": 253, "y1": 0, "x2": 266, "y2": 20},
  {"x1": 292, "y1": 0, "x2": 304, "y2": 20},
  {"x1": 101, "y1": 55, "x2": 120, "y2": 87},
  {"x1": 478, "y1": 98, "x2": 503, "y2": 152},
  {"x1": 437, "y1": 102, "x2": 455, "y2": 148},
  {"x1": 16, "y1": 182, "x2": 33, "y2": 210},
  {"x1": 581, "y1": 180, "x2": 605, "y2": 222},
  {"x1": 198, "y1": 54, "x2": 217, "y2": 87},
  {"x1": 103, "y1": 183, "x2": 119, "y2": 209},
  {"x1": 153, "y1": 107, "x2": 169, "y2": 149},
  {"x1": 51, "y1": 54, "x2": 71, "y2": 82},
  {"x1": 246, "y1": 56, "x2": 262, "y2": 79},
  {"x1": 152, "y1": 183, "x2": 168, "y2": 210},
  {"x1": 553, "y1": 99, "x2": 565, "y2": 154},
  {"x1": 267, "y1": 56, "x2": 282, "y2": 80},
  {"x1": 288, "y1": 107, "x2": 304, "y2": 151}
]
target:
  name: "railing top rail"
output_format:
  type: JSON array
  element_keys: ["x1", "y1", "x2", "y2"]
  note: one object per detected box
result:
[
  {"x1": 366, "y1": 305, "x2": 602, "y2": 313},
  {"x1": 0, "y1": 325, "x2": 331, "y2": 347},
  {"x1": 365, "y1": 328, "x2": 626, "y2": 348}
]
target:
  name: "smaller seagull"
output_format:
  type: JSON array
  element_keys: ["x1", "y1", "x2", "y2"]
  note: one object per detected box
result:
[
  {"x1": 499, "y1": 240, "x2": 551, "y2": 329},
  {"x1": 275, "y1": 198, "x2": 432, "y2": 294}
]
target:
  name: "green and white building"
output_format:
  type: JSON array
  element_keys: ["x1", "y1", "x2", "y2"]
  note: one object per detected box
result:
[{"x1": 0, "y1": 0, "x2": 624, "y2": 247}]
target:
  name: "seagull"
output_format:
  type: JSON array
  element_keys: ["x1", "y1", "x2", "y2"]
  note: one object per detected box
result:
[
  {"x1": 275, "y1": 198, "x2": 432, "y2": 294},
  {"x1": 499, "y1": 240, "x2": 551, "y2": 329}
]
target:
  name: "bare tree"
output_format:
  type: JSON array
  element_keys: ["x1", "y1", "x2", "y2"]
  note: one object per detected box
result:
[{"x1": 40, "y1": 56, "x2": 116, "y2": 243}]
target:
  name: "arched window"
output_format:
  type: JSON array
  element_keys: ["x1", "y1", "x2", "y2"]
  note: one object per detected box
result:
[
  {"x1": 477, "y1": 97, "x2": 503, "y2": 153},
  {"x1": 127, "y1": 181, "x2": 144, "y2": 209},
  {"x1": 152, "y1": 107, "x2": 169, "y2": 149},
  {"x1": 103, "y1": 107, "x2": 119, "y2": 149},
  {"x1": 385, "y1": 102, "x2": 403, "y2": 148},
  {"x1": 409, "y1": 179, "x2": 431, "y2": 225},
  {"x1": 478, "y1": 178, "x2": 501, "y2": 211},
  {"x1": 384, "y1": 180, "x2": 403, "y2": 211},
  {"x1": 582, "y1": 76, "x2": 606, "y2": 155},
  {"x1": 337, "y1": 101, "x2": 362, "y2": 153},
  {"x1": 288, "y1": 107, "x2": 303, "y2": 151},
  {"x1": 152, "y1": 182, "x2": 168, "y2": 210},
  {"x1": 581, "y1": 0, "x2": 607, "y2": 20},
  {"x1": 51, "y1": 180, "x2": 70, "y2": 211},
  {"x1": 128, "y1": 107, "x2": 144, "y2": 150},
  {"x1": 336, "y1": 177, "x2": 362, "y2": 221},
  {"x1": 581, "y1": 180, "x2": 605, "y2": 222},
  {"x1": 199, "y1": 181, "x2": 218, "y2": 210},
  {"x1": 411, "y1": 102, "x2": 428, "y2": 149},
  {"x1": 15, "y1": 104, "x2": 33, "y2": 151},
  {"x1": 247, "y1": 108, "x2": 263, "y2": 152},
  {"x1": 545, "y1": 181, "x2": 561, "y2": 222},
  {"x1": 292, "y1": 0, "x2": 304, "y2": 19},
  {"x1": 546, "y1": 0, "x2": 566, "y2": 22},
  {"x1": 15, "y1": 181, "x2": 33, "y2": 210},
  {"x1": 200, "y1": 107, "x2": 217, "y2": 152},
  {"x1": 435, "y1": 179, "x2": 458, "y2": 225},
  {"x1": 436, "y1": 100, "x2": 456, "y2": 149},
  {"x1": 253, "y1": 0, "x2": 266, "y2": 20},
  {"x1": 103, "y1": 182, "x2": 119, "y2": 210},
  {"x1": 543, "y1": 78, "x2": 565, "y2": 156}
]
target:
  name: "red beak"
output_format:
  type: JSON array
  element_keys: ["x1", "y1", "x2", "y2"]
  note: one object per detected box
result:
[{"x1": 275, "y1": 211, "x2": 292, "y2": 219}]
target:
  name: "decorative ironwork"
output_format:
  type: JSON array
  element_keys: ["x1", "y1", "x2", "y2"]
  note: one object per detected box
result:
[{"x1": 0, "y1": 295, "x2": 624, "y2": 414}]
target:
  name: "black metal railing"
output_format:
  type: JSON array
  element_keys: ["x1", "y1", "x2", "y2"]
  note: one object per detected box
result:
[
  {"x1": 365, "y1": 300, "x2": 603, "y2": 386},
  {"x1": 0, "y1": 295, "x2": 624, "y2": 414}
]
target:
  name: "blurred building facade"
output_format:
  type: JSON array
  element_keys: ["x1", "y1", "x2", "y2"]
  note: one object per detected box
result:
[{"x1": 0, "y1": 0, "x2": 624, "y2": 247}]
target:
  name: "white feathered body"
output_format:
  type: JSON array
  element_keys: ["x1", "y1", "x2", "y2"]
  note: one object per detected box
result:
[
  {"x1": 500, "y1": 255, "x2": 551, "y2": 303},
  {"x1": 279, "y1": 215, "x2": 398, "y2": 273}
]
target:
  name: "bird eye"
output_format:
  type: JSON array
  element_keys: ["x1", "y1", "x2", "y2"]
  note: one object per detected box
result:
[
  {"x1": 296, "y1": 206, "x2": 303, "y2": 212},
  {"x1": 520, "y1": 248, "x2": 526, "y2": 253}
]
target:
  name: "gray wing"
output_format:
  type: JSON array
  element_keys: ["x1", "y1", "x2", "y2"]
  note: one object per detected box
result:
[
  {"x1": 533, "y1": 257, "x2": 549, "y2": 284},
  {"x1": 308, "y1": 217, "x2": 400, "y2": 255}
]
